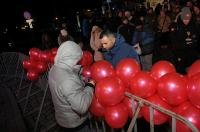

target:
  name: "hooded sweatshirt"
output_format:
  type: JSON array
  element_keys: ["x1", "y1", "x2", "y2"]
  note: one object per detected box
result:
[
  {"x1": 48, "y1": 41, "x2": 94, "y2": 128},
  {"x1": 103, "y1": 34, "x2": 139, "y2": 67}
]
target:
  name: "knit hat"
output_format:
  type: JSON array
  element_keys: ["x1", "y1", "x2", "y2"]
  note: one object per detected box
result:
[{"x1": 181, "y1": 7, "x2": 192, "y2": 20}]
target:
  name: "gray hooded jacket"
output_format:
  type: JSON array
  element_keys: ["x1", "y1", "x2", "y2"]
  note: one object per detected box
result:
[{"x1": 48, "y1": 41, "x2": 94, "y2": 128}]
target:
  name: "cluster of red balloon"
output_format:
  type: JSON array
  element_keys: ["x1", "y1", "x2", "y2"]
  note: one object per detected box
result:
[
  {"x1": 88, "y1": 58, "x2": 141, "y2": 128},
  {"x1": 22, "y1": 47, "x2": 58, "y2": 80},
  {"x1": 87, "y1": 58, "x2": 200, "y2": 131}
]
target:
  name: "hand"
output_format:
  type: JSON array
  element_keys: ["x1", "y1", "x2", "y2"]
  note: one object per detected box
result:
[{"x1": 88, "y1": 79, "x2": 95, "y2": 86}]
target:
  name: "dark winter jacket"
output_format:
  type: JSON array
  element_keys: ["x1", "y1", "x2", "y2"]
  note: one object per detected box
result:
[{"x1": 103, "y1": 34, "x2": 139, "y2": 67}]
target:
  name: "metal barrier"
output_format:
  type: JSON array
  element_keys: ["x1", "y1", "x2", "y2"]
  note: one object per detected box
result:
[{"x1": 0, "y1": 52, "x2": 199, "y2": 132}]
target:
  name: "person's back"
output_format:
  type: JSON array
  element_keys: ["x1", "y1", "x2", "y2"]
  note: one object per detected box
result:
[
  {"x1": 48, "y1": 41, "x2": 94, "y2": 131},
  {"x1": 99, "y1": 30, "x2": 139, "y2": 67}
]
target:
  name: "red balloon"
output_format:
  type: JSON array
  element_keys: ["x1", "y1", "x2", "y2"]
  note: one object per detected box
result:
[
  {"x1": 116, "y1": 58, "x2": 141, "y2": 88},
  {"x1": 82, "y1": 66, "x2": 92, "y2": 78},
  {"x1": 91, "y1": 60, "x2": 115, "y2": 82},
  {"x1": 188, "y1": 76, "x2": 200, "y2": 109},
  {"x1": 123, "y1": 96, "x2": 142, "y2": 118},
  {"x1": 172, "y1": 101, "x2": 191, "y2": 115},
  {"x1": 188, "y1": 60, "x2": 200, "y2": 77},
  {"x1": 40, "y1": 50, "x2": 51, "y2": 62},
  {"x1": 95, "y1": 76, "x2": 125, "y2": 106},
  {"x1": 79, "y1": 51, "x2": 93, "y2": 66},
  {"x1": 27, "y1": 70, "x2": 39, "y2": 81},
  {"x1": 23, "y1": 59, "x2": 32, "y2": 70},
  {"x1": 141, "y1": 95, "x2": 172, "y2": 125},
  {"x1": 130, "y1": 71, "x2": 157, "y2": 98},
  {"x1": 29, "y1": 48, "x2": 41, "y2": 61},
  {"x1": 49, "y1": 54, "x2": 56, "y2": 64},
  {"x1": 157, "y1": 72, "x2": 188, "y2": 106},
  {"x1": 51, "y1": 47, "x2": 58, "y2": 55},
  {"x1": 150, "y1": 60, "x2": 176, "y2": 80},
  {"x1": 35, "y1": 61, "x2": 48, "y2": 73},
  {"x1": 105, "y1": 103, "x2": 128, "y2": 128},
  {"x1": 89, "y1": 96, "x2": 105, "y2": 117},
  {"x1": 175, "y1": 103, "x2": 200, "y2": 132}
]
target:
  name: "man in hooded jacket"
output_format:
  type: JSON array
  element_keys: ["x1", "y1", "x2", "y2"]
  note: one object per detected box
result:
[{"x1": 48, "y1": 41, "x2": 95, "y2": 132}]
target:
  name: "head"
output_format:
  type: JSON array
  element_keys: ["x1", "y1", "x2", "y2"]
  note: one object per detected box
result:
[
  {"x1": 186, "y1": 1, "x2": 193, "y2": 8},
  {"x1": 121, "y1": 17, "x2": 129, "y2": 25},
  {"x1": 147, "y1": 8, "x2": 153, "y2": 14},
  {"x1": 181, "y1": 7, "x2": 192, "y2": 25},
  {"x1": 193, "y1": 3, "x2": 200, "y2": 15},
  {"x1": 124, "y1": 10, "x2": 132, "y2": 19},
  {"x1": 99, "y1": 30, "x2": 116, "y2": 50},
  {"x1": 54, "y1": 41, "x2": 82, "y2": 67}
]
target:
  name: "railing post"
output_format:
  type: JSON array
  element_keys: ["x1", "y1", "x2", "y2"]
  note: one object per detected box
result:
[{"x1": 150, "y1": 107, "x2": 154, "y2": 132}]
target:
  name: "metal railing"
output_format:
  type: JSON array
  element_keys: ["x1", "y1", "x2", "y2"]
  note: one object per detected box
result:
[{"x1": 0, "y1": 52, "x2": 199, "y2": 132}]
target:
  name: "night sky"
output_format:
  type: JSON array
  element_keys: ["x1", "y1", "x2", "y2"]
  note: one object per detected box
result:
[{"x1": 0, "y1": 0, "x2": 102, "y2": 25}]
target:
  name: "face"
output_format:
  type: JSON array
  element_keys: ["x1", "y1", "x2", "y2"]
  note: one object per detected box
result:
[
  {"x1": 100, "y1": 36, "x2": 115, "y2": 50},
  {"x1": 123, "y1": 19, "x2": 128, "y2": 24},
  {"x1": 183, "y1": 19, "x2": 190, "y2": 25},
  {"x1": 193, "y1": 6, "x2": 200, "y2": 15}
]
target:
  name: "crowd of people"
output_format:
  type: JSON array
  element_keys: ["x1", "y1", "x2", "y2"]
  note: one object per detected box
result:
[{"x1": 47, "y1": 0, "x2": 200, "y2": 131}]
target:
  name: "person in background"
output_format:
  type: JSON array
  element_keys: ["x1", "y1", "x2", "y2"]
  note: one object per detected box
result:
[
  {"x1": 117, "y1": 16, "x2": 135, "y2": 44},
  {"x1": 90, "y1": 25, "x2": 104, "y2": 61},
  {"x1": 57, "y1": 24, "x2": 74, "y2": 45},
  {"x1": 99, "y1": 30, "x2": 139, "y2": 67},
  {"x1": 48, "y1": 41, "x2": 95, "y2": 132},
  {"x1": 132, "y1": 16, "x2": 155, "y2": 71},
  {"x1": 170, "y1": 7, "x2": 200, "y2": 73},
  {"x1": 193, "y1": 2, "x2": 200, "y2": 25}
]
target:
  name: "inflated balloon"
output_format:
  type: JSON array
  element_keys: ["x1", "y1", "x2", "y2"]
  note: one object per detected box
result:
[
  {"x1": 105, "y1": 103, "x2": 128, "y2": 128},
  {"x1": 187, "y1": 60, "x2": 200, "y2": 77},
  {"x1": 27, "y1": 70, "x2": 39, "y2": 81},
  {"x1": 89, "y1": 96, "x2": 105, "y2": 117},
  {"x1": 175, "y1": 103, "x2": 200, "y2": 132},
  {"x1": 95, "y1": 76, "x2": 125, "y2": 106},
  {"x1": 116, "y1": 58, "x2": 141, "y2": 88},
  {"x1": 157, "y1": 72, "x2": 188, "y2": 106},
  {"x1": 29, "y1": 48, "x2": 41, "y2": 61},
  {"x1": 51, "y1": 47, "x2": 58, "y2": 55},
  {"x1": 23, "y1": 59, "x2": 32, "y2": 70},
  {"x1": 35, "y1": 61, "x2": 48, "y2": 73},
  {"x1": 188, "y1": 75, "x2": 200, "y2": 109},
  {"x1": 123, "y1": 96, "x2": 142, "y2": 118},
  {"x1": 172, "y1": 101, "x2": 191, "y2": 115},
  {"x1": 79, "y1": 51, "x2": 93, "y2": 66},
  {"x1": 49, "y1": 54, "x2": 56, "y2": 64},
  {"x1": 141, "y1": 95, "x2": 172, "y2": 125},
  {"x1": 150, "y1": 60, "x2": 176, "y2": 80},
  {"x1": 39, "y1": 50, "x2": 51, "y2": 62},
  {"x1": 130, "y1": 71, "x2": 157, "y2": 98},
  {"x1": 82, "y1": 66, "x2": 92, "y2": 78},
  {"x1": 91, "y1": 60, "x2": 115, "y2": 82}
]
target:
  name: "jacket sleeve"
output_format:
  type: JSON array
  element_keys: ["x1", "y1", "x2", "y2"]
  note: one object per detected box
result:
[
  {"x1": 61, "y1": 79, "x2": 94, "y2": 115},
  {"x1": 128, "y1": 47, "x2": 140, "y2": 62}
]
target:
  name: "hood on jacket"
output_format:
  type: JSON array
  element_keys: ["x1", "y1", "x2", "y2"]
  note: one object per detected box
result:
[{"x1": 54, "y1": 41, "x2": 83, "y2": 68}]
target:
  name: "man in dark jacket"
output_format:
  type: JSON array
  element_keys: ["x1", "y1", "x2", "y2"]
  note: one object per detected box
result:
[
  {"x1": 170, "y1": 7, "x2": 200, "y2": 73},
  {"x1": 99, "y1": 30, "x2": 139, "y2": 67}
]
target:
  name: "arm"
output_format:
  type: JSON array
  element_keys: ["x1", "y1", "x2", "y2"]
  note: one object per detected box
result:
[{"x1": 61, "y1": 79, "x2": 94, "y2": 115}]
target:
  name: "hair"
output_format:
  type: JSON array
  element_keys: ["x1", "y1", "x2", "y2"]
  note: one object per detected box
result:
[{"x1": 99, "y1": 30, "x2": 115, "y2": 39}]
